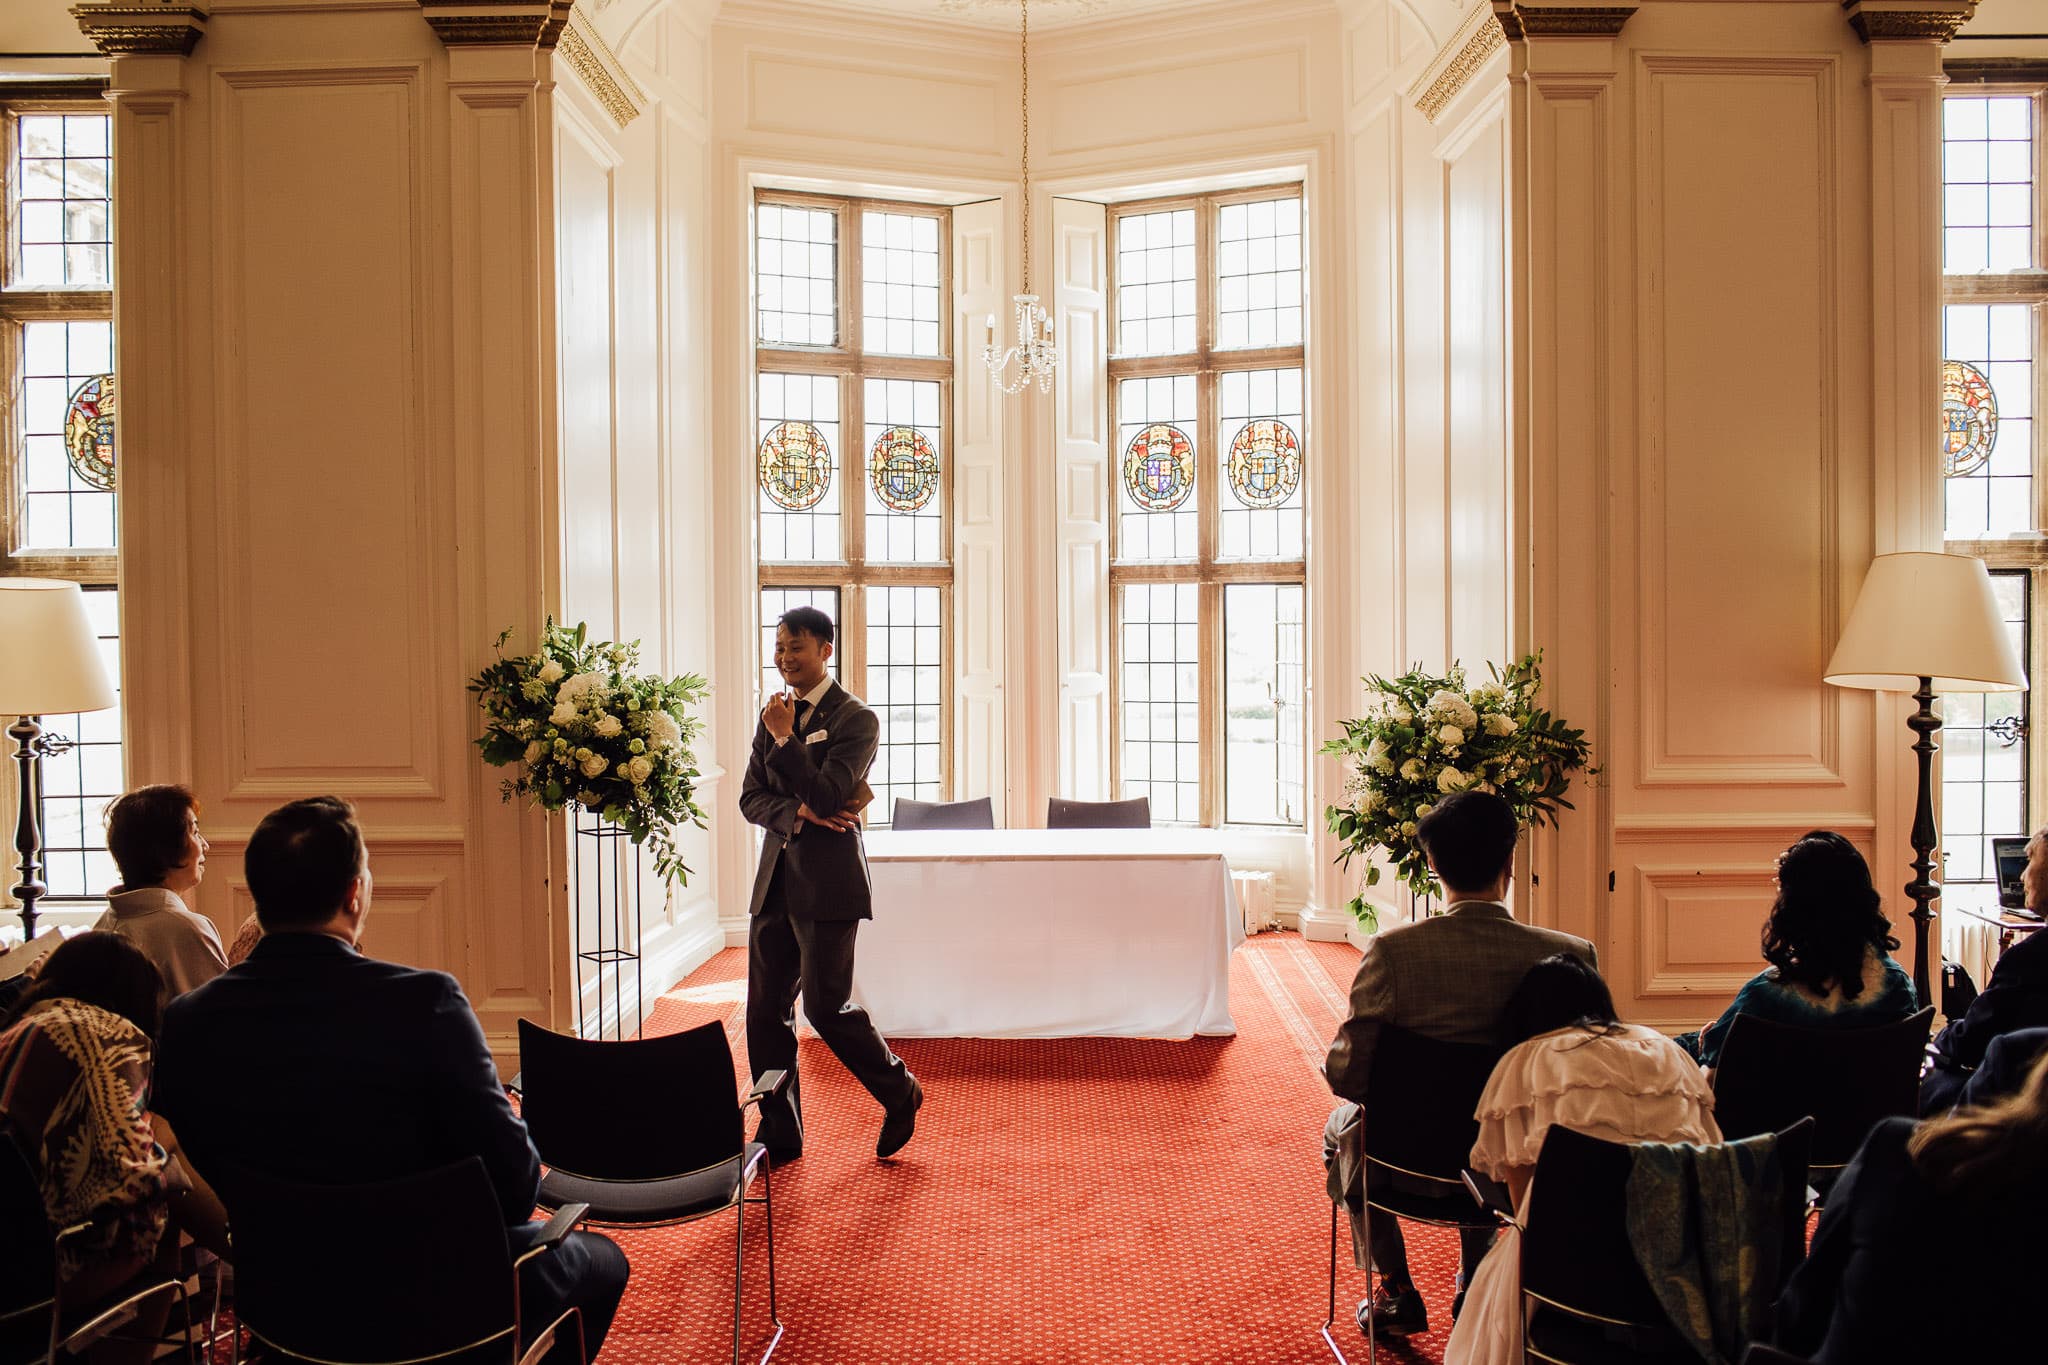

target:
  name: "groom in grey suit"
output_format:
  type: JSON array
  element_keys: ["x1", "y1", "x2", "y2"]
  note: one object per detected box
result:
[
  {"x1": 740, "y1": 605, "x2": 922, "y2": 1162},
  {"x1": 1323, "y1": 790, "x2": 1597, "y2": 1340}
]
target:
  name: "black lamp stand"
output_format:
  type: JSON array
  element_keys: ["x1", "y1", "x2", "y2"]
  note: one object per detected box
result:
[
  {"x1": 9, "y1": 715, "x2": 51, "y2": 942},
  {"x1": 1904, "y1": 677, "x2": 1941, "y2": 1008}
]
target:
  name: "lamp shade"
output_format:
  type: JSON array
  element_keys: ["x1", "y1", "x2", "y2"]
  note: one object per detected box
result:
[
  {"x1": 0, "y1": 578, "x2": 117, "y2": 716},
  {"x1": 1824, "y1": 551, "x2": 2027, "y2": 693}
]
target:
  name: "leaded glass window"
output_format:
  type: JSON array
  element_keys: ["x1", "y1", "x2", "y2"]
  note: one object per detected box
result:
[
  {"x1": 1107, "y1": 185, "x2": 1308, "y2": 827},
  {"x1": 1939, "y1": 75, "x2": 2047, "y2": 908},
  {"x1": 3, "y1": 93, "x2": 118, "y2": 924},
  {"x1": 754, "y1": 192, "x2": 952, "y2": 827}
]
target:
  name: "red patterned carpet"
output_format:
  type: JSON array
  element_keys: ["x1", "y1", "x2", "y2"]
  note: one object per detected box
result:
[{"x1": 595, "y1": 932, "x2": 1463, "y2": 1365}]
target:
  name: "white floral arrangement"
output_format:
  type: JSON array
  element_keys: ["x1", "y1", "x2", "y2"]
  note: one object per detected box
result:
[
  {"x1": 469, "y1": 619, "x2": 711, "y2": 885},
  {"x1": 1321, "y1": 652, "x2": 1593, "y2": 928}
]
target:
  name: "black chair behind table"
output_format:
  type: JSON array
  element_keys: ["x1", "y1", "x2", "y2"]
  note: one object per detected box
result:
[
  {"x1": 0, "y1": 1130, "x2": 192, "y2": 1365},
  {"x1": 1320, "y1": 1026, "x2": 1503, "y2": 1365},
  {"x1": 516, "y1": 1018, "x2": 789, "y2": 1365},
  {"x1": 1045, "y1": 796, "x2": 1151, "y2": 830},
  {"x1": 224, "y1": 1156, "x2": 587, "y2": 1365},
  {"x1": 1713, "y1": 1006, "x2": 1934, "y2": 1195},
  {"x1": 1519, "y1": 1119, "x2": 1813, "y2": 1365},
  {"x1": 1940, "y1": 956, "x2": 1978, "y2": 1021},
  {"x1": 889, "y1": 796, "x2": 996, "y2": 831}
]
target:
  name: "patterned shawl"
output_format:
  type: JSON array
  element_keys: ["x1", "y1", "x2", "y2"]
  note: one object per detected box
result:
[{"x1": 0, "y1": 997, "x2": 167, "y2": 1278}]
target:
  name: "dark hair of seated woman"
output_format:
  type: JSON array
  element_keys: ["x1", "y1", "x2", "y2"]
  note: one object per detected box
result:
[
  {"x1": 6, "y1": 930, "x2": 164, "y2": 1038},
  {"x1": 1762, "y1": 829, "x2": 1898, "y2": 1001},
  {"x1": 1498, "y1": 952, "x2": 1622, "y2": 1048}
]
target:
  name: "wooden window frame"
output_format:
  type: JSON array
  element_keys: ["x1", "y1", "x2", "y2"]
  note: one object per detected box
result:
[
  {"x1": 1106, "y1": 183, "x2": 1308, "y2": 829},
  {"x1": 1940, "y1": 70, "x2": 2048, "y2": 865},
  {"x1": 753, "y1": 190, "x2": 956, "y2": 806}
]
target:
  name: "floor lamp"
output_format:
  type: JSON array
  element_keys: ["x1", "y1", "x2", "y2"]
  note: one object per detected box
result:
[
  {"x1": 1824, "y1": 551, "x2": 2028, "y2": 1006},
  {"x1": 0, "y1": 579, "x2": 117, "y2": 943}
]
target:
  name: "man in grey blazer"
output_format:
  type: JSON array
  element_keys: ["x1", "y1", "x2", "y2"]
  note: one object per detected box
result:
[
  {"x1": 740, "y1": 606, "x2": 922, "y2": 1162},
  {"x1": 1323, "y1": 790, "x2": 1597, "y2": 1340}
]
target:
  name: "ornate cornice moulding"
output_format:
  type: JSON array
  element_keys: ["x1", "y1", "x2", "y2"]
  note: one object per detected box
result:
[
  {"x1": 419, "y1": 0, "x2": 577, "y2": 49},
  {"x1": 1408, "y1": 3, "x2": 1506, "y2": 124},
  {"x1": 1490, "y1": 2, "x2": 1638, "y2": 43},
  {"x1": 1842, "y1": 0, "x2": 1978, "y2": 44},
  {"x1": 71, "y1": 4, "x2": 209, "y2": 57},
  {"x1": 557, "y1": 8, "x2": 645, "y2": 128}
]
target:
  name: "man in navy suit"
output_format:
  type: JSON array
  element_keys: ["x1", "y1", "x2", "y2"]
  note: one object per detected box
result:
[
  {"x1": 741, "y1": 605, "x2": 922, "y2": 1162},
  {"x1": 1921, "y1": 825, "x2": 2048, "y2": 1113},
  {"x1": 152, "y1": 797, "x2": 627, "y2": 1364}
]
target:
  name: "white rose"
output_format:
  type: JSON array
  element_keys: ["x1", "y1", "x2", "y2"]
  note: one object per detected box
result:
[
  {"x1": 580, "y1": 754, "x2": 609, "y2": 779},
  {"x1": 1437, "y1": 766, "x2": 1469, "y2": 794},
  {"x1": 626, "y1": 755, "x2": 655, "y2": 785},
  {"x1": 1363, "y1": 789, "x2": 1385, "y2": 813},
  {"x1": 1485, "y1": 713, "x2": 1517, "y2": 737},
  {"x1": 1399, "y1": 758, "x2": 1425, "y2": 781},
  {"x1": 594, "y1": 713, "x2": 624, "y2": 739},
  {"x1": 1437, "y1": 724, "x2": 1465, "y2": 747},
  {"x1": 1472, "y1": 682, "x2": 1506, "y2": 705},
  {"x1": 648, "y1": 710, "x2": 683, "y2": 750},
  {"x1": 548, "y1": 701, "x2": 578, "y2": 727},
  {"x1": 1364, "y1": 737, "x2": 1388, "y2": 764},
  {"x1": 523, "y1": 740, "x2": 545, "y2": 765},
  {"x1": 1389, "y1": 704, "x2": 1414, "y2": 725},
  {"x1": 537, "y1": 659, "x2": 566, "y2": 684}
]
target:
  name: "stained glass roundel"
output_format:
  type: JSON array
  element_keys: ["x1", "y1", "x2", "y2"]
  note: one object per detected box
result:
[
  {"x1": 64, "y1": 373, "x2": 116, "y2": 492},
  {"x1": 1121, "y1": 423, "x2": 1196, "y2": 512},
  {"x1": 1943, "y1": 359, "x2": 1999, "y2": 478},
  {"x1": 869, "y1": 426, "x2": 940, "y2": 513},
  {"x1": 758, "y1": 420, "x2": 833, "y2": 511},
  {"x1": 1226, "y1": 418, "x2": 1302, "y2": 509}
]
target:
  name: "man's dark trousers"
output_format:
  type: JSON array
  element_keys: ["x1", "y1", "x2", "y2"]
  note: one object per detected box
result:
[{"x1": 746, "y1": 865, "x2": 912, "y2": 1151}]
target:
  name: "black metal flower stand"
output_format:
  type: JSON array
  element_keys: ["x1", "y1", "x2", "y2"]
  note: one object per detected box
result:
[{"x1": 570, "y1": 807, "x2": 642, "y2": 1040}]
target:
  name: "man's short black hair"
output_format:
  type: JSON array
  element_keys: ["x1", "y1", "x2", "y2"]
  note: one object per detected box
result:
[
  {"x1": 245, "y1": 796, "x2": 367, "y2": 932},
  {"x1": 1416, "y1": 790, "x2": 1520, "y2": 894},
  {"x1": 777, "y1": 605, "x2": 835, "y2": 646}
]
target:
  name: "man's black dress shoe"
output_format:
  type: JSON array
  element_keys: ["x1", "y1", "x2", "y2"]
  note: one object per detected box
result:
[
  {"x1": 1355, "y1": 1286, "x2": 1427, "y2": 1338},
  {"x1": 876, "y1": 1075, "x2": 923, "y2": 1159}
]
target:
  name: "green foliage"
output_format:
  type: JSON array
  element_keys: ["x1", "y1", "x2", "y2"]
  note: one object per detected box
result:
[
  {"x1": 1319, "y1": 651, "x2": 1595, "y2": 922},
  {"x1": 468, "y1": 618, "x2": 711, "y2": 886}
]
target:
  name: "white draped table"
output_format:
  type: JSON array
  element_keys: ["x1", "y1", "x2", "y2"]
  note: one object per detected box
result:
[{"x1": 846, "y1": 828, "x2": 1243, "y2": 1039}]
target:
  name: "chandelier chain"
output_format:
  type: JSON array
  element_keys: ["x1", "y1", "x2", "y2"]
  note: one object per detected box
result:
[{"x1": 1019, "y1": 0, "x2": 1030, "y2": 294}]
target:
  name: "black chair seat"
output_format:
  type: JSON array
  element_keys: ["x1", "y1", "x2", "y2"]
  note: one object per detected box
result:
[{"x1": 538, "y1": 1146, "x2": 764, "y2": 1225}]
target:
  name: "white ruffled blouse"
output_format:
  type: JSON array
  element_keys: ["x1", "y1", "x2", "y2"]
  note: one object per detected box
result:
[{"x1": 1468, "y1": 1022, "x2": 1722, "y2": 1178}]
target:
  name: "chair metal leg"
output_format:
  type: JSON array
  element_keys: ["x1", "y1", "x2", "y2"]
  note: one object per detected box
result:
[
  {"x1": 732, "y1": 1195, "x2": 745, "y2": 1365},
  {"x1": 1319, "y1": 1198, "x2": 1351, "y2": 1365},
  {"x1": 758, "y1": 1165, "x2": 783, "y2": 1364},
  {"x1": 1363, "y1": 1198, "x2": 1376, "y2": 1365}
]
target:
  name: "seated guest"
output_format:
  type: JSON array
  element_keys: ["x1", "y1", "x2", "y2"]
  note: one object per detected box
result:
[
  {"x1": 1957, "y1": 1025, "x2": 2048, "y2": 1109},
  {"x1": 94, "y1": 784, "x2": 227, "y2": 1003},
  {"x1": 1775, "y1": 1052, "x2": 2046, "y2": 1362},
  {"x1": 152, "y1": 797, "x2": 628, "y2": 1364},
  {"x1": 1445, "y1": 954, "x2": 1721, "y2": 1365},
  {"x1": 1324, "y1": 791, "x2": 1597, "y2": 1340},
  {"x1": 1677, "y1": 830, "x2": 1916, "y2": 1068},
  {"x1": 1922, "y1": 826, "x2": 2048, "y2": 1112},
  {"x1": 0, "y1": 933, "x2": 228, "y2": 1365}
]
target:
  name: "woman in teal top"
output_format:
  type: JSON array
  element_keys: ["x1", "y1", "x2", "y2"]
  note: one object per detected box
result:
[{"x1": 1678, "y1": 830, "x2": 1918, "y2": 1068}]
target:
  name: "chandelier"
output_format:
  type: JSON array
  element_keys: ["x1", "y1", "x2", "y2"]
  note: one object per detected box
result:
[{"x1": 982, "y1": 0, "x2": 1058, "y2": 395}]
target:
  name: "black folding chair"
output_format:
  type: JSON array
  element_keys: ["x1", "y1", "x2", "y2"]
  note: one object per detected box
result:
[
  {"x1": 1519, "y1": 1120, "x2": 1812, "y2": 1365},
  {"x1": 223, "y1": 1156, "x2": 586, "y2": 1365},
  {"x1": 890, "y1": 797, "x2": 995, "y2": 830},
  {"x1": 0, "y1": 1130, "x2": 192, "y2": 1365},
  {"x1": 1321, "y1": 1026, "x2": 1503, "y2": 1365},
  {"x1": 1045, "y1": 796, "x2": 1150, "y2": 829},
  {"x1": 517, "y1": 1019, "x2": 789, "y2": 1365},
  {"x1": 1713, "y1": 1006, "x2": 1934, "y2": 1196}
]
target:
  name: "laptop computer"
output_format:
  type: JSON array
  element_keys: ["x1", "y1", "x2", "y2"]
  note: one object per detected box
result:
[{"x1": 1992, "y1": 836, "x2": 2038, "y2": 918}]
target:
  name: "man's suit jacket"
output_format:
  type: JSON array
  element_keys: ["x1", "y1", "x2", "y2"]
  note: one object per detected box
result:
[
  {"x1": 152, "y1": 932, "x2": 541, "y2": 1225},
  {"x1": 1324, "y1": 900, "x2": 1598, "y2": 1103},
  {"x1": 1924, "y1": 928, "x2": 2048, "y2": 1111},
  {"x1": 740, "y1": 680, "x2": 880, "y2": 922}
]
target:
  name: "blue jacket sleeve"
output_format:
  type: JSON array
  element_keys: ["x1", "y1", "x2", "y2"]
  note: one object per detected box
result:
[{"x1": 424, "y1": 973, "x2": 542, "y2": 1225}]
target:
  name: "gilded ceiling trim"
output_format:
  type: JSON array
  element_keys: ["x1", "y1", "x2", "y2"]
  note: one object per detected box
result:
[
  {"x1": 71, "y1": 4, "x2": 209, "y2": 56},
  {"x1": 1408, "y1": 5, "x2": 1508, "y2": 124},
  {"x1": 1842, "y1": 1, "x2": 1978, "y2": 44},
  {"x1": 1490, "y1": 2, "x2": 1638, "y2": 43},
  {"x1": 558, "y1": 9, "x2": 645, "y2": 129},
  {"x1": 419, "y1": 0, "x2": 576, "y2": 50}
]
